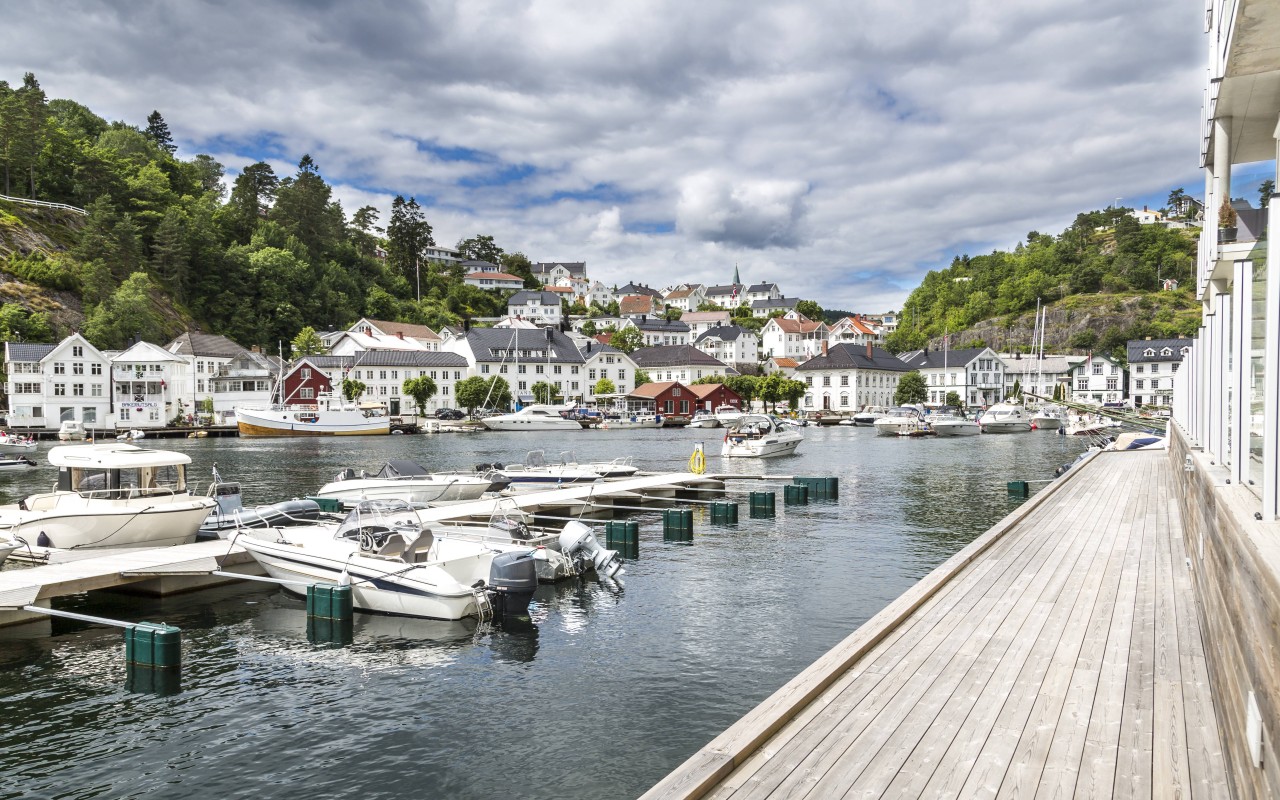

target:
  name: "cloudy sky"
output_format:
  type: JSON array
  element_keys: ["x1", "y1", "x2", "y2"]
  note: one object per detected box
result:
[{"x1": 2, "y1": 0, "x2": 1236, "y2": 311}]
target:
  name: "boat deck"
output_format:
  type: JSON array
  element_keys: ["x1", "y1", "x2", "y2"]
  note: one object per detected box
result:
[{"x1": 644, "y1": 450, "x2": 1230, "y2": 799}]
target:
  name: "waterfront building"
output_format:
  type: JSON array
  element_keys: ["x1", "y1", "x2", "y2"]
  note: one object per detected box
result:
[
  {"x1": 998, "y1": 353, "x2": 1082, "y2": 402},
  {"x1": 578, "y1": 340, "x2": 638, "y2": 400},
  {"x1": 279, "y1": 351, "x2": 469, "y2": 415},
  {"x1": 625, "y1": 380, "x2": 697, "y2": 416},
  {"x1": 1127, "y1": 338, "x2": 1190, "y2": 408},
  {"x1": 687, "y1": 382, "x2": 743, "y2": 414},
  {"x1": 692, "y1": 325, "x2": 760, "y2": 369},
  {"x1": 444, "y1": 327, "x2": 586, "y2": 405},
  {"x1": 110, "y1": 341, "x2": 189, "y2": 428},
  {"x1": 1067, "y1": 353, "x2": 1127, "y2": 405},
  {"x1": 761, "y1": 314, "x2": 829, "y2": 361},
  {"x1": 4, "y1": 334, "x2": 112, "y2": 430},
  {"x1": 208, "y1": 350, "x2": 281, "y2": 424},
  {"x1": 898, "y1": 346, "x2": 1006, "y2": 407},
  {"x1": 630, "y1": 345, "x2": 731, "y2": 384},
  {"x1": 506, "y1": 290, "x2": 564, "y2": 326},
  {"x1": 794, "y1": 342, "x2": 909, "y2": 411}
]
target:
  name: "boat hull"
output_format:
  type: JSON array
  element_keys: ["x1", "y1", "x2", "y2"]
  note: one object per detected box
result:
[
  {"x1": 0, "y1": 499, "x2": 216, "y2": 549},
  {"x1": 480, "y1": 418, "x2": 582, "y2": 431},
  {"x1": 235, "y1": 407, "x2": 389, "y2": 436},
  {"x1": 932, "y1": 422, "x2": 981, "y2": 436},
  {"x1": 981, "y1": 422, "x2": 1033, "y2": 433},
  {"x1": 1030, "y1": 416, "x2": 1064, "y2": 430},
  {"x1": 313, "y1": 477, "x2": 491, "y2": 506}
]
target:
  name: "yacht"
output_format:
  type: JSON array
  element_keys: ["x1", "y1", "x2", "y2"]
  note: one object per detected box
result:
[
  {"x1": 978, "y1": 403, "x2": 1033, "y2": 433},
  {"x1": 688, "y1": 410, "x2": 719, "y2": 428},
  {"x1": 559, "y1": 453, "x2": 639, "y2": 478},
  {"x1": 236, "y1": 393, "x2": 390, "y2": 436},
  {"x1": 1030, "y1": 404, "x2": 1067, "y2": 430},
  {"x1": 929, "y1": 413, "x2": 982, "y2": 436},
  {"x1": 313, "y1": 459, "x2": 493, "y2": 508},
  {"x1": 872, "y1": 407, "x2": 924, "y2": 436},
  {"x1": 0, "y1": 535, "x2": 16, "y2": 566},
  {"x1": 480, "y1": 404, "x2": 583, "y2": 431},
  {"x1": 721, "y1": 415, "x2": 803, "y2": 458},
  {"x1": 57, "y1": 420, "x2": 86, "y2": 441},
  {"x1": 852, "y1": 405, "x2": 888, "y2": 426},
  {"x1": 0, "y1": 444, "x2": 217, "y2": 549},
  {"x1": 236, "y1": 500, "x2": 539, "y2": 620},
  {"x1": 713, "y1": 404, "x2": 745, "y2": 426}
]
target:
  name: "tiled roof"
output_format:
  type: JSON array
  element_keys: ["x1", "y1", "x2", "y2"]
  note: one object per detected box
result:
[
  {"x1": 795, "y1": 344, "x2": 912, "y2": 372},
  {"x1": 464, "y1": 328, "x2": 585, "y2": 364},
  {"x1": 543, "y1": 285, "x2": 575, "y2": 293},
  {"x1": 687, "y1": 383, "x2": 740, "y2": 400},
  {"x1": 767, "y1": 317, "x2": 824, "y2": 334},
  {"x1": 619, "y1": 295, "x2": 660, "y2": 315},
  {"x1": 770, "y1": 357, "x2": 799, "y2": 368},
  {"x1": 628, "y1": 381, "x2": 682, "y2": 399},
  {"x1": 167, "y1": 332, "x2": 248, "y2": 358},
  {"x1": 1126, "y1": 339, "x2": 1192, "y2": 363},
  {"x1": 5, "y1": 342, "x2": 56, "y2": 362},
  {"x1": 363, "y1": 319, "x2": 442, "y2": 341},
  {"x1": 665, "y1": 287, "x2": 696, "y2": 299},
  {"x1": 630, "y1": 345, "x2": 728, "y2": 369},
  {"x1": 465, "y1": 271, "x2": 524, "y2": 281},
  {"x1": 631, "y1": 318, "x2": 689, "y2": 332},
  {"x1": 897, "y1": 347, "x2": 989, "y2": 370},
  {"x1": 751, "y1": 297, "x2": 798, "y2": 309}
]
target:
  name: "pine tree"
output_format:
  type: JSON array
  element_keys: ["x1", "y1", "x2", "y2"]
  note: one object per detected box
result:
[
  {"x1": 150, "y1": 207, "x2": 189, "y2": 297},
  {"x1": 144, "y1": 110, "x2": 176, "y2": 154},
  {"x1": 386, "y1": 195, "x2": 433, "y2": 293}
]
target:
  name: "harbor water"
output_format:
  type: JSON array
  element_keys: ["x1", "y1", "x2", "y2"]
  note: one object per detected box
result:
[{"x1": 0, "y1": 426, "x2": 1089, "y2": 800}]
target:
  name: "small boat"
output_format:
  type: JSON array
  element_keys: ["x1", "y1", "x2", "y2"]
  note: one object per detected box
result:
[
  {"x1": 713, "y1": 404, "x2": 744, "y2": 427},
  {"x1": 57, "y1": 420, "x2": 86, "y2": 441},
  {"x1": 479, "y1": 450, "x2": 604, "y2": 488},
  {"x1": 872, "y1": 407, "x2": 924, "y2": 436},
  {"x1": 852, "y1": 406, "x2": 887, "y2": 426},
  {"x1": 312, "y1": 459, "x2": 493, "y2": 508},
  {"x1": 237, "y1": 500, "x2": 540, "y2": 620},
  {"x1": 236, "y1": 393, "x2": 390, "y2": 436},
  {"x1": 1030, "y1": 404, "x2": 1067, "y2": 430},
  {"x1": 929, "y1": 414, "x2": 982, "y2": 437},
  {"x1": 0, "y1": 455, "x2": 37, "y2": 470},
  {"x1": 0, "y1": 431, "x2": 37, "y2": 449},
  {"x1": 602, "y1": 412, "x2": 663, "y2": 429},
  {"x1": 0, "y1": 534, "x2": 18, "y2": 566},
  {"x1": 558, "y1": 453, "x2": 639, "y2": 478},
  {"x1": 0, "y1": 444, "x2": 217, "y2": 549},
  {"x1": 199, "y1": 468, "x2": 324, "y2": 538},
  {"x1": 721, "y1": 414, "x2": 803, "y2": 458},
  {"x1": 687, "y1": 410, "x2": 719, "y2": 428},
  {"x1": 978, "y1": 403, "x2": 1033, "y2": 433},
  {"x1": 115, "y1": 429, "x2": 146, "y2": 441},
  {"x1": 480, "y1": 404, "x2": 583, "y2": 432}
]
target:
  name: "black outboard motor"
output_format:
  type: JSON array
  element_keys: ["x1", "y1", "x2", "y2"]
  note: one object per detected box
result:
[{"x1": 487, "y1": 550, "x2": 538, "y2": 617}]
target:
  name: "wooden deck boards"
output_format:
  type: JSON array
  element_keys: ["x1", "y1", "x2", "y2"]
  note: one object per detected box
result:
[{"x1": 652, "y1": 450, "x2": 1230, "y2": 800}]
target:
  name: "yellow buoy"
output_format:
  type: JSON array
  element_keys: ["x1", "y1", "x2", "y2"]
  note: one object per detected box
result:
[{"x1": 688, "y1": 442, "x2": 706, "y2": 475}]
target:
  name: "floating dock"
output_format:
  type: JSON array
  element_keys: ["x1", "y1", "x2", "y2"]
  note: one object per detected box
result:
[{"x1": 643, "y1": 449, "x2": 1229, "y2": 799}]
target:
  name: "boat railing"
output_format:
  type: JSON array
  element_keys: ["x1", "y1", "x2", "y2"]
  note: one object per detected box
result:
[{"x1": 73, "y1": 485, "x2": 185, "y2": 501}]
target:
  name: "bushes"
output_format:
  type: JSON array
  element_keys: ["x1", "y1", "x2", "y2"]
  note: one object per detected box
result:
[{"x1": 5, "y1": 252, "x2": 79, "y2": 290}]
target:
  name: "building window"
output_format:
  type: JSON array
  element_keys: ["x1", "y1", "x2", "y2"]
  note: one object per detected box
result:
[
  {"x1": 83, "y1": 407, "x2": 96, "y2": 424},
  {"x1": 481, "y1": 364, "x2": 490, "y2": 374},
  {"x1": 1136, "y1": 379, "x2": 1145, "y2": 390},
  {"x1": 54, "y1": 363, "x2": 65, "y2": 375},
  {"x1": 841, "y1": 375, "x2": 848, "y2": 386},
  {"x1": 73, "y1": 384, "x2": 84, "y2": 396},
  {"x1": 1150, "y1": 364, "x2": 1160, "y2": 374},
  {"x1": 1092, "y1": 363, "x2": 1102, "y2": 375},
  {"x1": 72, "y1": 346, "x2": 83, "y2": 357},
  {"x1": 300, "y1": 388, "x2": 315, "y2": 399},
  {"x1": 73, "y1": 363, "x2": 84, "y2": 375},
  {"x1": 53, "y1": 383, "x2": 66, "y2": 396},
  {"x1": 301, "y1": 368, "x2": 312, "y2": 379},
  {"x1": 1106, "y1": 378, "x2": 1118, "y2": 391}
]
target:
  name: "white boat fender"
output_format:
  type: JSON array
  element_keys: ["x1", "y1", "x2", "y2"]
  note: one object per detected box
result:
[{"x1": 338, "y1": 568, "x2": 351, "y2": 586}]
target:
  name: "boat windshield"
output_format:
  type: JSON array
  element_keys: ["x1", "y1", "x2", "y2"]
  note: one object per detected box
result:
[
  {"x1": 728, "y1": 415, "x2": 775, "y2": 435},
  {"x1": 67, "y1": 464, "x2": 186, "y2": 497},
  {"x1": 525, "y1": 450, "x2": 547, "y2": 467},
  {"x1": 334, "y1": 500, "x2": 420, "y2": 541}
]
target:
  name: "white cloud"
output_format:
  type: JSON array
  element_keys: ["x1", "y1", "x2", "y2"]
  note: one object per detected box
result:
[{"x1": 0, "y1": 0, "x2": 1206, "y2": 312}]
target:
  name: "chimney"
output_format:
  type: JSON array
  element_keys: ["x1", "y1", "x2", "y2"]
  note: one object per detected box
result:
[
  {"x1": 866, "y1": 342, "x2": 872, "y2": 360},
  {"x1": 396, "y1": 331, "x2": 404, "y2": 340},
  {"x1": 251, "y1": 345, "x2": 261, "y2": 353},
  {"x1": 822, "y1": 340, "x2": 828, "y2": 356}
]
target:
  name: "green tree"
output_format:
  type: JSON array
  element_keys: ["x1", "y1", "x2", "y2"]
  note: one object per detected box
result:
[
  {"x1": 594, "y1": 377, "x2": 616, "y2": 395},
  {"x1": 291, "y1": 325, "x2": 325, "y2": 356},
  {"x1": 271, "y1": 154, "x2": 343, "y2": 259},
  {"x1": 144, "y1": 110, "x2": 176, "y2": 154},
  {"x1": 531, "y1": 380, "x2": 558, "y2": 404},
  {"x1": 454, "y1": 376, "x2": 489, "y2": 416},
  {"x1": 724, "y1": 374, "x2": 760, "y2": 406},
  {"x1": 634, "y1": 368, "x2": 651, "y2": 387},
  {"x1": 149, "y1": 206, "x2": 189, "y2": 296},
  {"x1": 1010, "y1": 379, "x2": 1022, "y2": 401},
  {"x1": 1261, "y1": 179, "x2": 1275, "y2": 209},
  {"x1": 696, "y1": 301, "x2": 723, "y2": 312},
  {"x1": 386, "y1": 194, "x2": 433, "y2": 294},
  {"x1": 1166, "y1": 187, "x2": 1187, "y2": 216},
  {"x1": 340, "y1": 376, "x2": 367, "y2": 403},
  {"x1": 402, "y1": 375, "x2": 438, "y2": 415},
  {"x1": 945, "y1": 390, "x2": 962, "y2": 408},
  {"x1": 757, "y1": 371, "x2": 786, "y2": 410},
  {"x1": 83, "y1": 272, "x2": 167, "y2": 349},
  {"x1": 224, "y1": 161, "x2": 279, "y2": 243},
  {"x1": 455, "y1": 234, "x2": 504, "y2": 265},
  {"x1": 485, "y1": 375, "x2": 513, "y2": 409},
  {"x1": 611, "y1": 325, "x2": 645, "y2": 353},
  {"x1": 663, "y1": 306, "x2": 682, "y2": 321},
  {"x1": 781, "y1": 378, "x2": 807, "y2": 410},
  {"x1": 581, "y1": 319, "x2": 598, "y2": 337},
  {"x1": 795, "y1": 300, "x2": 823, "y2": 320},
  {"x1": 894, "y1": 371, "x2": 927, "y2": 405}
]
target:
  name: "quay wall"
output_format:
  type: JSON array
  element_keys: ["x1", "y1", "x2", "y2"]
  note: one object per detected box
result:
[{"x1": 1171, "y1": 426, "x2": 1280, "y2": 799}]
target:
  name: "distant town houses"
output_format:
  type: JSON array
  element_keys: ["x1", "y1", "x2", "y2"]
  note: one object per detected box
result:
[
  {"x1": 506, "y1": 290, "x2": 564, "y2": 326},
  {"x1": 795, "y1": 342, "x2": 910, "y2": 411},
  {"x1": 761, "y1": 314, "x2": 829, "y2": 361},
  {"x1": 751, "y1": 296, "x2": 799, "y2": 318},
  {"x1": 827, "y1": 315, "x2": 881, "y2": 346},
  {"x1": 1069, "y1": 352, "x2": 1127, "y2": 405},
  {"x1": 693, "y1": 325, "x2": 759, "y2": 369},
  {"x1": 1126, "y1": 338, "x2": 1190, "y2": 407},
  {"x1": 679, "y1": 310, "x2": 732, "y2": 337},
  {"x1": 622, "y1": 317, "x2": 691, "y2": 347},
  {"x1": 630, "y1": 344, "x2": 732, "y2": 385},
  {"x1": 998, "y1": 353, "x2": 1081, "y2": 402},
  {"x1": 898, "y1": 346, "x2": 1007, "y2": 407},
  {"x1": 462, "y1": 260, "x2": 525, "y2": 291}
]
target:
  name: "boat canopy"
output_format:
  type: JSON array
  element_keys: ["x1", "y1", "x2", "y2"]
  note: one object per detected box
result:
[
  {"x1": 375, "y1": 459, "x2": 431, "y2": 479},
  {"x1": 48, "y1": 444, "x2": 192, "y2": 469}
]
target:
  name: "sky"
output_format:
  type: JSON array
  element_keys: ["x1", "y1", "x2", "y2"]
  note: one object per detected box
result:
[{"x1": 2, "y1": 0, "x2": 1249, "y2": 312}]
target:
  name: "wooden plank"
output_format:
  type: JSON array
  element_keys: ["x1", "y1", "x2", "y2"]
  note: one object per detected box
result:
[{"x1": 1151, "y1": 463, "x2": 1193, "y2": 800}]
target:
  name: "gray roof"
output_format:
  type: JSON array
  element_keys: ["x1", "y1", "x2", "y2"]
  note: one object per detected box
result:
[
  {"x1": 5, "y1": 342, "x2": 56, "y2": 362},
  {"x1": 695, "y1": 325, "x2": 751, "y2": 343},
  {"x1": 579, "y1": 340, "x2": 625, "y2": 357},
  {"x1": 704, "y1": 284, "x2": 740, "y2": 297},
  {"x1": 459, "y1": 259, "x2": 500, "y2": 271},
  {"x1": 296, "y1": 351, "x2": 469, "y2": 370},
  {"x1": 533, "y1": 261, "x2": 586, "y2": 277},
  {"x1": 630, "y1": 345, "x2": 728, "y2": 369},
  {"x1": 631, "y1": 318, "x2": 690, "y2": 332},
  {"x1": 746, "y1": 282, "x2": 778, "y2": 293},
  {"x1": 509, "y1": 290, "x2": 561, "y2": 306},
  {"x1": 1127, "y1": 339, "x2": 1192, "y2": 363},
  {"x1": 750, "y1": 297, "x2": 798, "y2": 310},
  {"x1": 796, "y1": 344, "x2": 912, "y2": 372},
  {"x1": 618, "y1": 282, "x2": 663, "y2": 297},
  {"x1": 464, "y1": 328, "x2": 585, "y2": 364},
  {"x1": 167, "y1": 332, "x2": 248, "y2": 358},
  {"x1": 897, "y1": 347, "x2": 990, "y2": 370}
]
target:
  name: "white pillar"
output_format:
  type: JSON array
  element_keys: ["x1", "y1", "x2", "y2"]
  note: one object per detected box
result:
[
  {"x1": 1214, "y1": 115, "x2": 1232, "y2": 217},
  {"x1": 1265, "y1": 200, "x2": 1280, "y2": 520},
  {"x1": 1231, "y1": 260, "x2": 1250, "y2": 485}
]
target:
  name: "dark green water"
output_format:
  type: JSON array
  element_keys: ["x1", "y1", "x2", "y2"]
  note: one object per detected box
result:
[{"x1": 0, "y1": 426, "x2": 1087, "y2": 800}]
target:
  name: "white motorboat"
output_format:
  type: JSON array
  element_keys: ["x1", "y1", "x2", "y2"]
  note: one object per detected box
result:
[
  {"x1": 929, "y1": 414, "x2": 982, "y2": 436},
  {"x1": 0, "y1": 444, "x2": 216, "y2": 549},
  {"x1": 687, "y1": 410, "x2": 719, "y2": 428},
  {"x1": 979, "y1": 403, "x2": 1033, "y2": 433},
  {"x1": 0, "y1": 431, "x2": 36, "y2": 449},
  {"x1": 721, "y1": 414, "x2": 803, "y2": 458},
  {"x1": 236, "y1": 393, "x2": 390, "y2": 436},
  {"x1": 57, "y1": 420, "x2": 86, "y2": 441},
  {"x1": 0, "y1": 534, "x2": 18, "y2": 565},
  {"x1": 478, "y1": 450, "x2": 604, "y2": 488},
  {"x1": 603, "y1": 412, "x2": 663, "y2": 429},
  {"x1": 313, "y1": 459, "x2": 493, "y2": 508},
  {"x1": 0, "y1": 455, "x2": 37, "y2": 470},
  {"x1": 115, "y1": 429, "x2": 146, "y2": 441},
  {"x1": 236, "y1": 500, "x2": 540, "y2": 620},
  {"x1": 431, "y1": 511, "x2": 625, "y2": 583},
  {"x1": 559, "y1": 453, "x2": 638, "y2": 478},
  {"x1": 713, "y1": 404, "x2": 744, "y2": 426},
  {"x1": 480, "y1": 404, "x2": 583, "y2": 431},
  {"x1": 199, "y1": 468, "x2": 325, "y2": 538},
  {"x1": 872, "y1": 407, "x2": 924, "y2": 436},
  {"x1": 852, "y1": 405, "x2": 888, "y2": 426},
  {"x1": 1030, "y1": 404, "x2": 1067, "y2": 430}
]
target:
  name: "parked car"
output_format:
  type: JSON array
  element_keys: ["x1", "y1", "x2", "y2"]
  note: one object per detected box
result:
[{"x1": 435, "y1": 408, "x2": 464, "y2": 420}]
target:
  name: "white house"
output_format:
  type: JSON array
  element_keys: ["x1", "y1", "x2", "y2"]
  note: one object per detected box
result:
[
  {"x1": 111, "y1": 341, "x2": 190, "y2": 428},
  {"x1": 1130, "y1": 206, "x2": 1165, "y2": 225},
  {"x1": 998, "y1": 353, "x2": 1084, "y2": 403},
  {"x1": 1069, "y1": 353, "x2": 1128, "y2": 405},
  {"x1": 345, "y1": 318, "x2": 442, "y2": 351},
  {"x1": 623, "y1": 317, "x2": 691, "y2": 347},
  {"x1": 763, "y1": 356, "x2": 799, "y2": 378},
  {"x1": 693, "y1": 325, "x2": 759, "y2": 368},
  {"x1": 208, "y1": 350, "x2": 281, "y2": 425},
  {"x1": 827, "y1": 315, "x2": 881, "y2": 346},
  {"x1": 4, "y1": 335, "x2": 113, "y2": 430},
  {"x1": 703, "y1": 284, "x2": 743, "y2": 308},
  {"x1": 761, "y1": 314, "x2": 829, "y2": 360},
  {"x1": 583, "y1": 281, "x2": 617, "y2": 309},
  {"x1": 506, "y1": 291, "x2": 564, "y2": 326},
  {"x1": 619, "y1": 294, "x2": 664, "y2": 319},
  {"x1": 897, "y1": 346, "x2": 1006, "y2": 407},
  {"x1": 579, "y1": 340, "x2": 639, "y2": 399},
  {"x1": 630, "y1": 345, "x2": 731, "y2": 385},
  {"x1": 281, "y1": 351, "x2": 470, "y2": 415},
  {"x1": 444, "y1": 327, "x2": 587, "y2": 406},
  {"x1": 795, "y1": 342, "x2": 911, "y2": 411},
  {"x1": 752, "y1": 296, "x2": 800, "y2": 318},
  {"x1": 679, "y1": 310, "x2": 732, "y2": 338},
  {"x1": 463, "y1": 268, "x2": 525, "y2": 291},
  {"x1": 1127, "y1": 338, "x2": 1190, "y2": 408},
  {"x1": 662, "y1": 284, "x2": 706, "y2": 312},
  {"x1": 167, "y1": 332, "x2": 275, "y2": 423},
  {"x1": 533, "y1": 261, "x2": 588, "y2": 290},
  {"x1": 743, "y1": 282, "x2": 781, "y2": 306}
]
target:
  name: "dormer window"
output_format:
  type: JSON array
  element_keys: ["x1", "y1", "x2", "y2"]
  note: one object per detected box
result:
[
  {"x1": 1143, "y1": 348, "x2": 1155, "y2": 357},
  {"x1": 1160, "y1": 348, "x2": 1173, "y2": 356}
]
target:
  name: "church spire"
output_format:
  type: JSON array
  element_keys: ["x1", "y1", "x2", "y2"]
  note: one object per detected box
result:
[{"x1": 733, "y1": 263, "x2": 740, "y2": 286}]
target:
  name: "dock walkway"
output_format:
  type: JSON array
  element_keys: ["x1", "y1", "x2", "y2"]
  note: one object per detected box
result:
[{"x1": 644, "y1": 450, "x2": 1230, "y2": 799}]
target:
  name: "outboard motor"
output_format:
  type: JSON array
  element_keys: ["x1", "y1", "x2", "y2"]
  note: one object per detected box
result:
[
  {"x1": 487, "y1": 550, "x2": 538, "y2": 617},
  {"x1": 558, "y1": 521, "x2": 625, "y2": 580}
]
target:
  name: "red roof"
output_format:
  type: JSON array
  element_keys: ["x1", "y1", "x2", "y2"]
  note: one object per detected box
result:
[
  {"x1": 628, "y1": 381, "x2": 681, "y2": 399},
  {"x1": 465, "y1": 271, "x2": 524, "y2": 281},
  {"x1": 620, "y1": 295, "x2": 660, "y2": 316},
  {"x1": 769, "y1": 317, "x2": 824, "y2": 334},
  {"x1": 544, "y1": 285, "x2": 575, "y2": 293},
  {"x1": 771, "y1": 357, "x2": 799, "y2": 368}
]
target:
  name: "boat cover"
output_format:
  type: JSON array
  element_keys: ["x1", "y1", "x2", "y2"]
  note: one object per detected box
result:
[{"x1": 375, "y1": 459, "x2": 431, "y2": 478}]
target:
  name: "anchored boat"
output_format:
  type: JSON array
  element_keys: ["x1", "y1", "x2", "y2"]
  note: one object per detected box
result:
[
  {"x1": 480, "y1": 404, "x2": 583, "y2": 431},
  {"x1": 235, "y1": 393, "x2": 390, "y2": 436},
  {"x1": 721, "y1": 414, "x2": 803, "y2": 458},
  {"x1": 979, "y1": 403, "x2": 1033, "y2": 433},
  {"x1": 313, "y1": 459, "x2": 493, "y2": 508}
]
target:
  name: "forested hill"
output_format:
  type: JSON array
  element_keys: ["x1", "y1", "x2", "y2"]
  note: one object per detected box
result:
[
  {"x1": 0, "y1": 71, "x2": 537, "y2": 351},
  {"x1": 883, "y1": 206, "x2": 1202, "y2": 360}
]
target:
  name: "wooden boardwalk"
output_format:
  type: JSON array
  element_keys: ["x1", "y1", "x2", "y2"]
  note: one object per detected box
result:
[{"x1": 644, "y1": 450, "x2": 1230, "y2": 799}]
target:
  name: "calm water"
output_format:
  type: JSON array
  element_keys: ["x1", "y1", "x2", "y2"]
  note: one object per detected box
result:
[{"x1": 0, "y1": 426, "x2": 1087, "y2": 800}]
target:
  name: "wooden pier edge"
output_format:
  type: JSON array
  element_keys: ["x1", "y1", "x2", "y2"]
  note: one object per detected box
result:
[{"x1": 638, "y1": 450, "x2": 1103, "y2": 800}]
